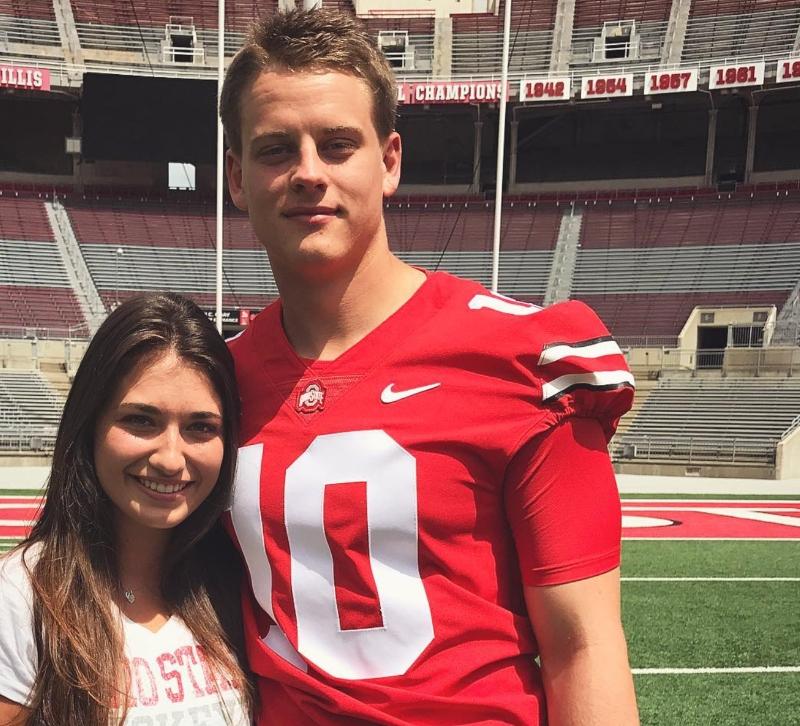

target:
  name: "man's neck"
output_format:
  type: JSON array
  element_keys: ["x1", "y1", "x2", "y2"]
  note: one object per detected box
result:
[{"x1": 278, "y1": 250, "x2": 426, "y2": 361}]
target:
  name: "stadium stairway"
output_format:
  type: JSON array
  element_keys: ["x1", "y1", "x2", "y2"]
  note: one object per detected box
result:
[
  {"x1": 543, "y1": 206, "x2": 581, "y2": 306},
  {"x1": 45, "y1": 199, "x2": 107, "y2": 333}
]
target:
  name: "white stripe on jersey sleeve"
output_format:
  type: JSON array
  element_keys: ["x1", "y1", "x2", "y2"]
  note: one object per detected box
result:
[
  {"x1": 538, "y1": 339, "x2": 623, "y2": 367},
  {"x1": 541, "y1": 370, "x2": 635, "y2": 402}
]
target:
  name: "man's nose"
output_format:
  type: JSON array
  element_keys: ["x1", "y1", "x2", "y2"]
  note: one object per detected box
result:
[{"x1": 290, "y1": 142, "x2": 327, "y2": 191}]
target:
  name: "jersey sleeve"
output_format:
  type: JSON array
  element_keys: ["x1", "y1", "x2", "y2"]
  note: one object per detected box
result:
[
  {"x1": 530, "y1": 300, "x2": 634, "y2": 441},
  {"x1": 504, "y1": 416, "x2": 621, "y2": 587},
  {"x1": 0, "y1": 549, "x2": 38, "y2": 705}
]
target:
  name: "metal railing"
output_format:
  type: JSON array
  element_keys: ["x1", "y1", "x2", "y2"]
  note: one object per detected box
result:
[
  {"x1": 613, "y1": 435, "x2": 778, "y2": 465},
  {"x1": 617, "y1": 335, "x2": 680, "y2": 348},
  {"x1": 781, "y1": 414, "x2": 800, "y2": 440},
  {"x1": 0, "y1": 425, "x2": 57, "y2": 454},
  {"x1": 655, "y1": 347, "x2": 800, "y2": 375},
  {"x1": 0, "y1": 324, "x2": 90, "y2": 341}
]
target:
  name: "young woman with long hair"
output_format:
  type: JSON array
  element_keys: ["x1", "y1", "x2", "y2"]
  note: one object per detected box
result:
[{"x1": 0, "y1": 292, "x2": 251, "y2": 725}]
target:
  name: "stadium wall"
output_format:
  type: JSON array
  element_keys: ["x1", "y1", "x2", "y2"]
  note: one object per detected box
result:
[{"x1": 776, "y1": 428, "x2": 800, "y2": 479}]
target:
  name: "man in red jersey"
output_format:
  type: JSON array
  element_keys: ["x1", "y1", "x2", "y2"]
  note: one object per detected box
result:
[{"x1": 220, "y1": 9, "x2": 639, "y2": 725}]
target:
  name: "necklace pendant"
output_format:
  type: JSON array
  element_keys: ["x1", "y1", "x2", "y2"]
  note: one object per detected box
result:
[{"x1": 123, "y1": 589, "x2": 136, "y2": 604}]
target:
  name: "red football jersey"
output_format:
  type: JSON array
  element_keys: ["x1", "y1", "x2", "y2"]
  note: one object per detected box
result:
[{"x1": 227, "y1": 271, "x2": 634, "y2": 725}]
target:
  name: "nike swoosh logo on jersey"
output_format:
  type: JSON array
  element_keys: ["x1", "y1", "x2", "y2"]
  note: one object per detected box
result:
[{"x1": 380, "y1": 382, "x2": 441, "y2": 404}]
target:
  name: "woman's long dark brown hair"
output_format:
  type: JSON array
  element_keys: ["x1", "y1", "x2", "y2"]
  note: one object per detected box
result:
[{"x1": 15, "y1": 292, "x2": 250, "y2": 724}]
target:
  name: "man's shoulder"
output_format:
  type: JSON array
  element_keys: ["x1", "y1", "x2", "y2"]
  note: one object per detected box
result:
[
  {"x1": 430, "y1": 274, "x2": 613, "y2": 358},
  {"x1": 425, "y1": 279, "x2": 634, "y2": 425}
]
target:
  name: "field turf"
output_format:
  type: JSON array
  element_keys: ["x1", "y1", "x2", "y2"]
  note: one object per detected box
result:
[
  {"x1": 623, "y1": 539, "x2": 800, "y2": 725},
  {"x1": 2, "y1": 491, "x2": 798, "y2": 724}
]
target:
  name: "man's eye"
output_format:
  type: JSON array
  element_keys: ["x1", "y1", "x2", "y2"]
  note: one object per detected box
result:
[
  {"x1": 325, "y1": 140, "x2": 356, "y2": 156},
  {"x1": 259, "y1": 145, "x2": 291, "y2": 160}
]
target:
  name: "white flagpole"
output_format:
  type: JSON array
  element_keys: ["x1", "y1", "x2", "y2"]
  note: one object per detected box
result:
[
  {"x1": 491, "y1": 0, "x2": 513, "y2": 294},
  {"x1": 215, "y1": 0, "x2": 225, "y2": 333}
]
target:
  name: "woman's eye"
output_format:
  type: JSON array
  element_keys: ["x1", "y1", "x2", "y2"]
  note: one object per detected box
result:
[
  {"x1": 188, "y1": 421, "x2": 221, "y2": 436},
  {"x1": 120, "y1": 414, "x2": 153, "y2": 427}
]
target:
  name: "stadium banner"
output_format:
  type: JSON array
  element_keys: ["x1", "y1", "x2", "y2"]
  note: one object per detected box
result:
[
  {"x1": 708, "y1": 61, "x2": 765, "y2": 89},
  {"x1": 580, "y1": 73, "x2": 633, "y2": 99},
  {"x1": 776, "y1": 57, "x2": 800, "y2": 84},
  {"x1": 0, "y1": 64, "x2": 50, "y2": 91},
  {"x1": 203, "y1": 308, "x2": 255, "y2": 326},
  {"x1": 519, "y1": 76, "x2": 571, "y2": 102},
  {"x1": 645, "y1": 68, "x2": 699, "y2": 95},
  {"x1": 397, "y1": 80, "x2": 512, "y2": 105}
]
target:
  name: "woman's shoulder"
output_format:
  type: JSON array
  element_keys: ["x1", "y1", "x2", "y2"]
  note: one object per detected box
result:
[
  {"x1": 0, "y1": 545, "x2": 39, "y2": 706},
  {"x1": 0, "y1": 545, "x2": 38, "y2": 603}
]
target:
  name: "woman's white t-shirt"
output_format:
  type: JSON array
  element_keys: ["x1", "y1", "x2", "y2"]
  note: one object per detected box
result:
[{"x1": 0, "y1": 548, "x2": 249, "y2": 725}]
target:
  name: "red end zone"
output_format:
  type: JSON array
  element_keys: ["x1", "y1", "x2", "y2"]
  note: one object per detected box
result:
[
  {"x1": 622, "y1": 499, "x2": 800, "y2": 539},
  {"x1": 0, "y1": 497, "x2": 42, "y2": 538},
  {"x1": 2, "y1": 497, "x2": 799, "y2": 541}
]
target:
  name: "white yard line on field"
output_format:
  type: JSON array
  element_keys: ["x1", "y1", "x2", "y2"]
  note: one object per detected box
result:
[
  {"x1": 621, "y1": 499, "x2": 800, "y2": 504},
  {"x1": 622, "y1": 577, "x2": 800, "y2": 582},
  {"x1": 623, "y1": 537, "x2": 800, "y2": 541},
  {"x1": 633, "y1": 666, "x2": 800, "y2": 674}
]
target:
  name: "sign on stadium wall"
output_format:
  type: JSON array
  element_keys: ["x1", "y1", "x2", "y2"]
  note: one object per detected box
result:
[
  {"x1": 580, "y1": 73, "x2": 634, "y2": 99},
  {"x1": 776, "y1": 58, "x2": 800, "y2": 84},
  {"x1": 519, "y1": 76, "x2": 571, "y2": 102},
  {"x1": 397, "y1": 80, "x2": 512, "y2": 105},
  {"x1": 645, "y1": 68, "x2": 699, "y2": 95},
  {"x1": 708, "y1": 61, "x2": 765, "y2": 89},
  {"x1": 203, "y1": 308, "x2": 255, "y2": 326},
  {"x1": 0, "y1": 64, "x2": 50, "y2": 91}
]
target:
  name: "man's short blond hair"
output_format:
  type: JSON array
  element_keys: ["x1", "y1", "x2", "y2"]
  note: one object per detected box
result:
[{"x1": 220, "y1": 8, "x2": 398, "y2": 155}]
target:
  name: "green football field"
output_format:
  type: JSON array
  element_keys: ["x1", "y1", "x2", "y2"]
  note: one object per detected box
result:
[
  {"x1": 2, "y1": 490, "x2": 798, "y2": 724},
  {"x1": 623, "y1": 539, "x2": 800, "y2": 726}
]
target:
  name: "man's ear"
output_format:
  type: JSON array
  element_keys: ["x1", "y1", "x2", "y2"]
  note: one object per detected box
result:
[
  {"x1": 226, "y1": 149, "x2": 248, "y2": 212},
  {"x1": 381, "y1": 131, "x2": 402, "y2": 198}
]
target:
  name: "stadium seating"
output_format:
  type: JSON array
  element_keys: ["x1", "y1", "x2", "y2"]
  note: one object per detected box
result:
[
  {"x1": 579, "y1": 195, "x2": 800, "y2": 249},
  {"x1": 0, "y1": 198, "x2": 85, "y2": 332},
  {"x1": 65, "y1": 199, "x2": 275, "y2": 307},
  {"x1": 451, "y1": 1, "x2": 556, "y2": 75},
  {"x1": 0, "y1": 1, "x2": 61, "y2": 50},
  {"x1": 682, "y1": 1, "x2": 800, "y2": 63},
  {"x1": 63, "y1": 198, "x2": 561, "y2": 308},
  {"x1": 570, "y1": 0, "x2": 671, "y2": 68},
  {"x1": 0, "y1": 370, "x2": 63, "y2": 453},
  {"x1": 573, "y1": 0, "x2": 673, "y2": 26},
  {"x1": 69, "y1": 0, "x2": 277, "y2": 31},
  {"x1": 0, "y1": 286, "x2": 85, "y2": 332},
  {"x1": 0, "y1": 197, "x2": 55, "y2": 242},
  {"x1": 616, "y1": 376, "x2": 800, "y2": 464},
  {"x1": 580, "y1": 291, "x2": 785, "y2": 339},
  {"x1": 572, "y1": 194, "x2": 800, "y2": 338},
  {"x1": 0, "y1": 0, "x2": 53, "y2": 20}
]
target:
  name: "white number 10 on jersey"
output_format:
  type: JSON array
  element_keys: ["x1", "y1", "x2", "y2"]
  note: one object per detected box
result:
[{"x1": 231, "y1": 431, "x2": 434, "y2": 680}]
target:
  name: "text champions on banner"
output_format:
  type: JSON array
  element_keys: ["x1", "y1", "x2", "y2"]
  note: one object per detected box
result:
[
  {"x1": 397, "y1": 80, "x2": 511, "y2": 105},
  {"x1": 580, "y1": 73, "x2": 634, "y2": 99},
  {"x1": 0, "y1": 64, "x2": 50, "y2": 91},
  {"x1": 708, "y1": 61, "x2": 765, "y2": 89},
  {"x1": 646, "y1": 68, "x2": 699, "y2": 95},
  {"x1": 519, "y1": 76, "x2": 571, "y2": 102}
]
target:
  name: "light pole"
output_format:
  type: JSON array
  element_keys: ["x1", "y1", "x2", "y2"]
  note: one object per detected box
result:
[{"x1": 115, "y1": 247, "x2": 124, "y2": 308}]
